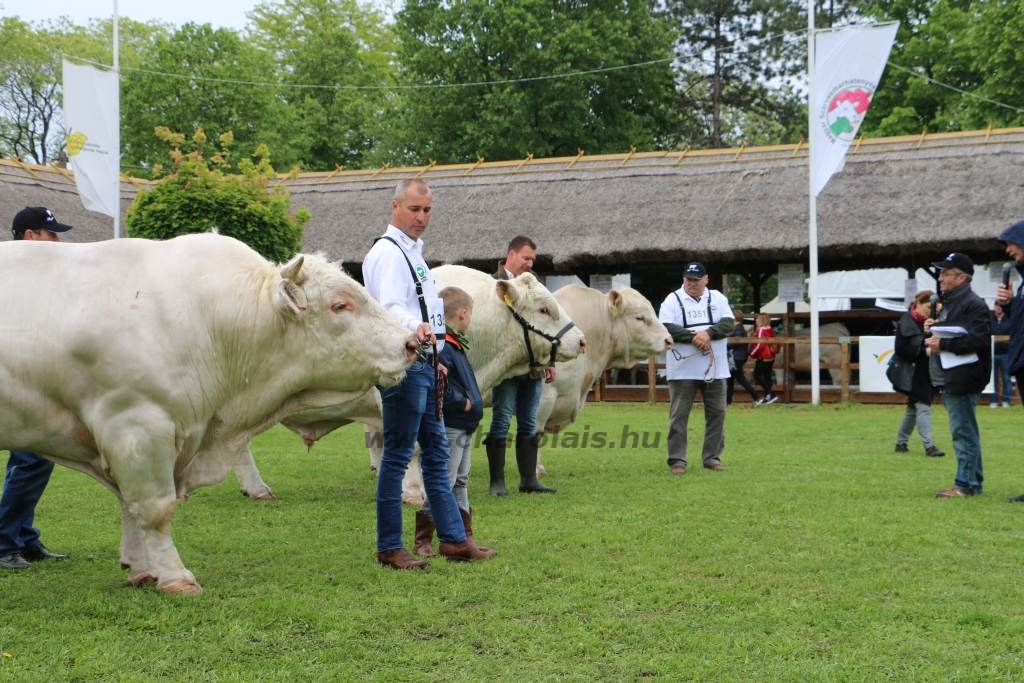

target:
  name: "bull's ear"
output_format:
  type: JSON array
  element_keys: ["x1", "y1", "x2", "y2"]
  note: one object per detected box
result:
[
  {"x1": 608, "y1": 290, "x2": 623, "y2": 315},
  {"x1": 277, "y1": 256, "x2": 308, "y2": 314},
  {"x1": 496, "y1": 279, "x2": 517, "y2": 307}
]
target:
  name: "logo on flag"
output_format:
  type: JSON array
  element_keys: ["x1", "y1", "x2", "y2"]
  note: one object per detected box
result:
[
  {"x1": 820, "y1": 79, "x2": 876, "y2": 144},
  {"x1": 66, "y1": 131, "x2": 88, "y2": 156}
]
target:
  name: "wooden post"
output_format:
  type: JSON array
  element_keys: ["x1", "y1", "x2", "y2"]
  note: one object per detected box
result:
[
  {"x1": 840, "y1": 341, "x2": 850, "y2": 403},
  {"x1": 783, "y1": 302, "x2": 794, "y2": 403}
]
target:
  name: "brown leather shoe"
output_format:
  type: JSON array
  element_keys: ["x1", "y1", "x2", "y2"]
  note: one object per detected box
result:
[
  {"x1": 438, "y1": 540, "x2": 497, "y2": 562},
  {"x1": 935, "y1": 486, "x2": 972, "y2": 498},
  {"x1": 670, "y1": 464, "x2": 686, "y2": 475},
  {"x1": 377, "y1": 548, "x2": 428, "y2": 570},
  {"x1": 705, "y1": 463, "x2": 725, "y2": 471}
]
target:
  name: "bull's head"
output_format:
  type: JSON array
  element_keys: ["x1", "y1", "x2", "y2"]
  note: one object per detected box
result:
[
  {"x1": 495, "y1": 273, "x2": 586, "y2": 365},
  {"x1": 606, "y1": 288, "x2": 673, "y2": 369}
]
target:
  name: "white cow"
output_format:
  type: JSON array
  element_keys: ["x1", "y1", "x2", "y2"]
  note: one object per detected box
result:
[
  {"x1": 231, "y1": 265, "x2": 588, "y2": 504},
  {"x1": 535, "y1": 286, "x2": 673, "y2": 474},
  {"x1": 0, "y1": 233, "x2": 417, "y2": 594}
]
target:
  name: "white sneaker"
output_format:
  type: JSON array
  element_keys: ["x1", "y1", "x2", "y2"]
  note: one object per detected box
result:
[
  {"x1": 752, "y1": 398, "x2": 764, "y2": 407},
  {"x1": 990, "y1": 403, "x2": 999, "y2": 408},
  {"x1": 764, "y1": 394, "x2": 779, "y2": 405}
]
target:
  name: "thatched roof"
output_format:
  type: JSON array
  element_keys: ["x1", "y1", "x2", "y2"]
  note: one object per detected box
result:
[{"x1": 3, "y1": 127, "x2": 1022, "y2": 275}]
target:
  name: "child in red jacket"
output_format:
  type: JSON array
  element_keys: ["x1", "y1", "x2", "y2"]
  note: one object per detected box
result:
[{"x1": 749, "y1": 313, "x2": 779, "y2": 405}]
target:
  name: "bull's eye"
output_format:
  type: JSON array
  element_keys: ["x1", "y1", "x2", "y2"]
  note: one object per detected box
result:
[
  {"x1": 635, "y1": 315, "x2": 646, "y2": 323},
  {"x1": 539, "y1": 307, "x2": 551, "y2": 316},
  {"x1": 331, "y1": 301, "x2": 350, "y2": 313}
]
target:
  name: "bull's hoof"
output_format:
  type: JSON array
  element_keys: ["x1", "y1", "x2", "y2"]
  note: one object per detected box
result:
[
  {"x1": 157, "y1": 578, "x2": 203, "y2": 595},
  {"x1": 240, "y1": 487, "x2": 277, "y2": 501},
  {"x1": 402, "y1": 493, "x2": 425, "y2": 506},
  {"x1": 126, "y1": 570, "x2": 158, "y2": 587},
  {"x1": 537, "y1": 465, "x2": 548, "y2": 477}
]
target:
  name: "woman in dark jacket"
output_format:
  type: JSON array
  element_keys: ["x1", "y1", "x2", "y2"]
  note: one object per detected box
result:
[{"x1": 893, "y1": 290, "x2": 945, "y2": 457}]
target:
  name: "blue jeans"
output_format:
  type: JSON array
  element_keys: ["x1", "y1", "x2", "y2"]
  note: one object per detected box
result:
[
  {"x1": 943, "y1": 392, "x2": 983, "y2": 494},
  {"x1": 488, "y1": 374, "x2": 542, "y2": 439},
  {"x1": 992, "y1": 353, "x2": 1013, "y2": 404},
  {"x1": 377, "y1": 361, "x2": 466, "y2": 553},
  {"x1": 0, "y1": 451, "x2": 54, "y2": 554}
]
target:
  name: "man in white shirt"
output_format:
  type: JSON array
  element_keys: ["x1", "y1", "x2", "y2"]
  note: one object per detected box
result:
[
  {"x1": 362, "y1": 179, "x2": 496, "y2": 569},
  {"x1": 657, "y1": 262, "x2": 735, "y2": 475}
]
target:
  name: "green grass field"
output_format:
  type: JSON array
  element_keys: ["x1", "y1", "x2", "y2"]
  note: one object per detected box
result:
[{"x1": 2, "y1": 402, "x2": 1023, "y2": 681}]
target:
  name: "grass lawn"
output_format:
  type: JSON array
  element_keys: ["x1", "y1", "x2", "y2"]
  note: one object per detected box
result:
[{"x1": 2, "y1": 401, "x2": 1024, "y2": 681}]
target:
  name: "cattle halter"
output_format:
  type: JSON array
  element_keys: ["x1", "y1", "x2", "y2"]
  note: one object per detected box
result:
[{"x1": 503, "y1": 296, "x2": 577, "y2": 375}]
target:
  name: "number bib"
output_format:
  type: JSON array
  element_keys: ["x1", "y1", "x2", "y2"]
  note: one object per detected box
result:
[{"x1": 427, "y1": 297, "x2": 446, "y2": 337}]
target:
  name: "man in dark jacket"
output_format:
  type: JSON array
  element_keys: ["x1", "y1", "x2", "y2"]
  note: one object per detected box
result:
[
  {"x1": 994, "y1": 221, "x2": 1024, "y2": 502},
  {"x1": 925, "y1": 253, "x2": 992, "y2": 498},
  {"x1": 995, "y1": 220, "x2": 1024, "y2": 407}
]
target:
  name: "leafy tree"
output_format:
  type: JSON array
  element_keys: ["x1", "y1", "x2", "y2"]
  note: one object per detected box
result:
[
  {"x1": 126, "y1": 130, "x2": 308, "y2": 262},
  {"x1": 247, "y1": 0, "x2": 399, "y2": 171},
  {"x1": 390, "y1": 0, "x2": 681, "y2": 165},
  {"x1": 120, "y1": 23, "x2": 301, "y2": 176},
  {"x1": 664, "y1": 0, "x2": 860, "y2": 148},
  {"x1": 0, "y1": 17, "x2": 164, "y2": 164}
]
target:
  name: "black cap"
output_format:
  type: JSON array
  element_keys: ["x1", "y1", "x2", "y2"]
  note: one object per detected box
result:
[
  {"x1": 930, "y1": 252, "x2": 974, "y2": 275},
  {"x1": 12, "y1": 207, "x2": 73, "y2": 237},
  {"x1": 683, "y1": 261, "x2": 707, "y2": 279}
]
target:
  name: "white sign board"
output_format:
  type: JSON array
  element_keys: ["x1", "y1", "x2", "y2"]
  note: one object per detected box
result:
[
  {"x1": 778, "y1": 264, "x2": 805, "y2": 303},
  {"x1": 859, "y1": 335, "x2": 995, "y2": 394}
]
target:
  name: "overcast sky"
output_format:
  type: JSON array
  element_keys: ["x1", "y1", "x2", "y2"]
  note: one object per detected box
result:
[{"x1": 1, "y1": 0, "x2": 395, "y2": 30}]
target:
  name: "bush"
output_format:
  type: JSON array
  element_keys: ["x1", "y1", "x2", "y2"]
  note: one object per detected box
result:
[{"x1": 126, "y1": 131, "x2": 309, "y2": 263}]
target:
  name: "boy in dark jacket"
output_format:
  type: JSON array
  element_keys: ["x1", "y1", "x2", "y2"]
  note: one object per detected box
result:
[
  {"x1": 925, "y1": 253, "x2": 992, "y2": 498},
  {"x1": 415, "y1": 286, "x2": 492, "y2": 556}
]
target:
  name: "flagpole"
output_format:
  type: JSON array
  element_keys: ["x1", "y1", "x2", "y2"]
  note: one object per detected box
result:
[
  {"x1": 113, "y1": 0, "x2": 121, "y2": 238},
  {"x1": 807, "y1": 0, "x2": 821, "y2": 405}
]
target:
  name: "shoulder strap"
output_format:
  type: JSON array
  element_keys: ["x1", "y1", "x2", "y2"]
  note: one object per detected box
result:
[
  {"x1": 375, "y1": 236, "x2": 428, "y2": 324},
  {"x1": 672, "y1": 291, "x2": 688, "y2": 327}
]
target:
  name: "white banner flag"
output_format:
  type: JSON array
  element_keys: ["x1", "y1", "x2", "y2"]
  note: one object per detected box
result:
[
  {"x1": 62, "y1": 60, "x2": 119, "y2": 217},
  {"x1": 811, "y1": 23, "x2": 898, "y2": 196}
]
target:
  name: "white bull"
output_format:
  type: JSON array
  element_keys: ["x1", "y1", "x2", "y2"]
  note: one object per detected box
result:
[
  {"x1": 535, "y1": 286, "x2": 673, "y2": 475},
  {"x1": 793, "y1": 322, "x2": 850, "y2": 385},
  {"x1": 0, "y1": 233, "x2": 416, "y2": 594},
  {"x1": 230, "y1": 265, "x2": 587, "y2": 504}
]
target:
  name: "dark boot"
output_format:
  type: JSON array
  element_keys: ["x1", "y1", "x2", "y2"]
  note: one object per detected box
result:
[
  {"x1": 414, "y1": 510, "x2": 436, "y2": 557},
  {"x1": 459, "y1": 506, "x2": 494, "y2": 552},
  {"x1": 517, "y1": 434, "x2": 556, "y2": 493},
  {"x1": 485, "y1": 436, "x2": 508, "y2": 496}
]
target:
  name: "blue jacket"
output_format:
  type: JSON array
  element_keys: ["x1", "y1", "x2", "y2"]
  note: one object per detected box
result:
[
  {"x1": 439, "y1": 333, "x2": 484, "y2": 433},
  {"x1": 998, "y1": 220, "x2": 1024, "y2": 373}
]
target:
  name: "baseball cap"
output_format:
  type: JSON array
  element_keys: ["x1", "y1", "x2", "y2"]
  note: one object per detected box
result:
[
  {"x1": 930, "y1": 252, "x2": 974, "y2": 275},
  {"x1": 683, "y1": 262, "x2": 707, "y2": 279},
  {"x1": 12, "y1": 207, "x2": 73, "y2": 237}
]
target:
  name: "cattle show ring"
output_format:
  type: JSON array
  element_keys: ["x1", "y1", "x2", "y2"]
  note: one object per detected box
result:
[{"x1": 2, "y1": 130, "x2": 1024, "y2": 679}]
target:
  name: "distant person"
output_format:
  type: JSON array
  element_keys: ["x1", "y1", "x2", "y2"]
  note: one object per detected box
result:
[
  {"x1": 748, "y1": 313, "x2": 779, "y2": 405},
  {"x1": 925, "y1": 253, "x2": 991, "y2": 498},
  {"x1": 1, "y1": 207, "x2": 72, "y2": 570},
  {"x1": 995, "y1": 220, "x2": 1024, "y2": 410},
  {"x1": 658, "y1": 262, "x2": 735, "y2": 474},
  {"x1": 414, "y1": 286, "x2": 492, "y2": 558},
  {"x1": 726, "y1": 308, "x2": 759, "y2": 405},
  {"x1": 892, "y1": 290, "x2": 945, "y2": 457}
]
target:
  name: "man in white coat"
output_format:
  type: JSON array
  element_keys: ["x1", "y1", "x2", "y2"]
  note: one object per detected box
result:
[{"x1": 657, "y1": 262, "x2": 735, "y2": 474}]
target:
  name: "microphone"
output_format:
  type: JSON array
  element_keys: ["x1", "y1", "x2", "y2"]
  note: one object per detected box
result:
[
  {"x1": 1003, "y1": 262, "x2": 1013, "y2": 287},
  {"x1": 928, "y1": 294, "x2": 939, "y2": 320}
]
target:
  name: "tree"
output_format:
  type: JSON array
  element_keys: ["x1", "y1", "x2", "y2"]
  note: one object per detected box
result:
[
  {"x1": 120, "y1": 23, "x2": 301, "y2": 176},
  {"x1": 126, "y1": 130, "x2": 308, "y2": 262},
  {"x1": 247, "y1": 0, "x2": 399, "y2": 171},
  {"x1": 0, "y1": 17, "x2": 165, "y2": 165},
  {"x1": 664, "y1": 0, "x2": 860, "y2": 148},
  {"x1": 390, "y1": 0, "x2": 681, "y2": 165}
]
